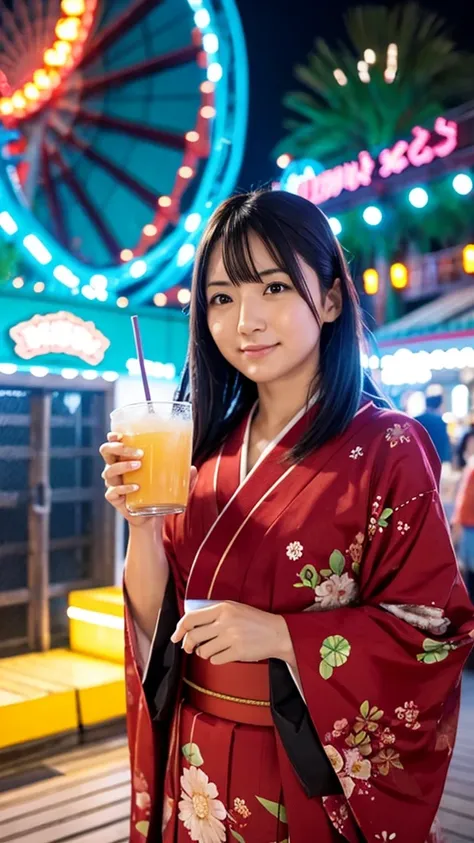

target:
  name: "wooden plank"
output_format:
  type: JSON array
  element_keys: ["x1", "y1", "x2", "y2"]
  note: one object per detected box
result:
[
  {"x1": 0, "y1": 759, "x2": 129, "y2": 808},
  {"x1": 0, "y1": 783, "x2": 130, "y2": 838},
  {"x1": 441, "y1": 793, "x2": 474, "y2": 819},
  {"x1": 9, "y1": 800, "x2": 130, "y2": 843},
  {"x1": 63, "y1": 819, "x2": 129, "y2": 843},
  {"x1": 0, "y1": 769, "x2": 130, "y2": 821},
  {"x1": 439, "y1": 808, "x2": 474, "y2": 839}
]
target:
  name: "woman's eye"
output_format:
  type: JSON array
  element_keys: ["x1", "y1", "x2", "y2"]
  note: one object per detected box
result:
[
  {"x1": 264, "y1": 282, "x2": 289, "y2": 295},
  {"x1": 209, "y1": 293, "x2": 232, "y2": 306}
]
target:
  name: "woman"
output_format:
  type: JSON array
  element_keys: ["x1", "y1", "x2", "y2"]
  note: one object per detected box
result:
[
  {"x1": 100, "y1": 190, "x2": 474, "y2": 843},
  {"x1": 452, "y1": 430, "x2": 474, "y2": 600}
]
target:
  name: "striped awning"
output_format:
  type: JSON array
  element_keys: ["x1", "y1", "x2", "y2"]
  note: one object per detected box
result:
[{"x1": 376, "y1": 287, "x2": 474, "y2": 351}]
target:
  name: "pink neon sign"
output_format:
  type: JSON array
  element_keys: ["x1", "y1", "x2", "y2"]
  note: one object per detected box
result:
[{"x1": 294, "y1": 117, "x2": 458, "y2": 205}]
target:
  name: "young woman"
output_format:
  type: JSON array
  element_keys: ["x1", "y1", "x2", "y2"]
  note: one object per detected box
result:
[{"x1": 100, "y1": 190, "x2": 474, "y2": 843}]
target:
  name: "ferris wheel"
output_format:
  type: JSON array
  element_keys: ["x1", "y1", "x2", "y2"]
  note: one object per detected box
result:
[{"x1": 0, "y1": 0, "x2": 248, "y2": 304}]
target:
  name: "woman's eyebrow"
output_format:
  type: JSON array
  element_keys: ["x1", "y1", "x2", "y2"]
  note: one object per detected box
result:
[{"x1": 207, "y1": 268, "x2": 284, "y2": 288}]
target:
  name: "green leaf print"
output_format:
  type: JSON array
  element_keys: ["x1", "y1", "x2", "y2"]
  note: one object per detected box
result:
[
  {"x1": 294, "y1": 564, "x2": 319, "y2": 589},
  {"x1": 256, "y1": 797, "x2": 288, "y2": 824},
  {"x1": 319, "y1": 661, "x2": 333, "y2": 680},
  {"x1": 135, "y1": 821, "x2": 150, "y2": 836},
  {"x1": 360, "y1": 700, "x2": 370, "y2": 718},
  {"x1": 329, "y1": 550, "x2": 345, "y2": 576},
  {"x1": 230, "y1": 832, "x2": 246, "y2": 843},
  {"x1": 416, "y1": 638, "x2": 454, "y2": 663},
  {"x1": 319, "y1": 635, "x2": 351, "y2": 680},
  {"x1": 352, "y1": 562, "x2": 360, "y2": 575},
  {"x1": 320, "y1": 569, "x2": 333, "y2": 578},
  {"x1": 378, "y1": 508, "x2": 394, "y2": 529},
  {"x1": 182, "y1": 742, "x2": 204, "y2": 766}
]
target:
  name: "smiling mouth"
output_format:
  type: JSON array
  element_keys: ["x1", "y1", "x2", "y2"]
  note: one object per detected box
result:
[{"x1": 240, "y1": 344, "x2": 279, "y2": 358}]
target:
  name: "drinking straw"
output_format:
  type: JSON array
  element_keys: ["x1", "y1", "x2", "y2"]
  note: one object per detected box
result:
[{"x1": 131, "y1": 315, "x2": 152, "y2": 403}]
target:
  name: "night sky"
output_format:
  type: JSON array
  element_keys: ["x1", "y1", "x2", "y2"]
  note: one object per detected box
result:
[{"x1": 235, "y1": 0, "x2": 471, "y2": 190}]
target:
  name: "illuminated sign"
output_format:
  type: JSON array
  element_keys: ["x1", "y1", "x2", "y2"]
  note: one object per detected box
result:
[
  {"x1": 9, "y1": 311, "x2": 110, "y2": 365},
  {"x1": 126, "y1": 358, "x2": 176, "y2": 381},
  {"x1": 283, "y1": 116, "x2": 458, "y2": 205}
]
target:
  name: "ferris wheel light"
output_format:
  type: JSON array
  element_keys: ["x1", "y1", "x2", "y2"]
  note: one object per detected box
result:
[
  {"x1": 0, "y1": 99, "x2": 13, "y2": 115},
  {"x1": 177, "y1": 243, "x2": 195, "y2": 266},
  {"x1": 23, "y1": 234, "x2": 52, "y2": 264},
  {"x1": 200, "y1": 105, "x2": 216, "y2": 119},
  {"x1": 55, "y1": 17, "x2": 81, "y2": 41},
  {"x1": 203, "y1": 33, "x2": 219, "y2": 53},
  {"x1": 34, "y1": 281, "x2": 45, "y2": 293},
  {"x1": 53, "y1": 264, "x2": 80, "y2": 288},
  {"x1": 143, "y1": 223, "x2": 157, "y2": 236},
  {"x1": 0, "y1": 212, "x2": 18, "y2": 235},
  {"x1": 452, "y1": 173, "x2": 473, "y2": 195},
  {"x1": 44, "y1": 48, "x2": 66, "y2": 67},
  {"x1": 12, "y1": 277, "x2": 24, "y2": 289},
  {"x1": 153, "y1": 293, "x2": 168, "y2": 307},
  {"x1": 61, "y1": 0, "x2": 86, "y2": 14},
  {"x1": 200, "y1": 81, "x2": 214, "y2": 94},
  {"x1": 33, "y1": 69, "x2": 51, "y2": 90},
  {"x1": 194, "y1": 9, "x2": 211, "y2": 28},
  {"x1": 186, "y1": 131, "x2": 200, "y2": 142},
  {"x1": 328, "y1": 217, "x2": 342, "y2": 236},
  {"x1": 276, "y1": 154, "x2": 291, "y2": 169},
  {"x1": 23, "y1": 83, "x2": 40, "y2": 101},
  {"x1": 12, "y1": 92, "x2": 26, "y2": 109},
  {"x1": 90, "y1": 273, "x2": 108, "y2": 289},
  {"x1": 177, "y1": 288, "x2": 192, "y2": 304},
  {"x1": 61, "y1": 368, "x2": 79, "y2": 379},
  {"x1": 130, "y1": 259, "x2": 147, "y2": 278},
  {"x1": 185, "y1": 212, "x2": 202, "y2": 232},
  {"x1": 207, "y1": 62, "x2": 223, "y2": 82},
  {"x1": 120, "y1": 248, "x2": 133, "y2": 261},
  {"x1": 116, "y1": 296, "x2": 129, "y2": 308},
  {"x1": 158, "y1": 196, "x2": 172, "y2": 207},
  {"x1": 179, "y1": 165, "x2": 194, "y2": 179},
  {"x1": 54, "y1": 40, "x2": 72, "y2": 56}
]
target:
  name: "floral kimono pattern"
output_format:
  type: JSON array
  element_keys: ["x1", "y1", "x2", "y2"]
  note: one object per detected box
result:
[{"x1": 124, "y1": 401, "x2": 474, "y2": 843}]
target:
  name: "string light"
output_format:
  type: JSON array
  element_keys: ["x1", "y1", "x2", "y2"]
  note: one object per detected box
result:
[
  {"x1": 158, "y1": 196, "x2": 172, "y2": 207},
  {"x1": 207, "y1": 63, "x2": 223, "y2": 82},
  {"x1": 55, "y1": 17, "x2": 81, "y2": 41},
  {"x1": 120, "y1": 248, "x2": 133, "y2": 261},
  {"x1": 462, "y1": 245, "x2": 474, "y2": 274},
  {"x1": 186, "y1": 131, "x2": 200, "y2": 142},
  {"x1": 153, "y1": 293, "x2": 168, "y2": 307},
  {"x1": 143, "y1": 223, "x2": 157, "y2": 236},
  {"x1": 364, "y1": 49, "x2": 376, "y2": 64},
  {"x1": 200, "y1": 81, "x2": 214, "y2": 94},
  {"x1": 34, "y1": 281, "x2": 45, "y2": 293},
  {"x1": 362, "y1": 206, "x2": 382, "y2": 226},
  {"x1": 12, "y1": 277, "x2": 24, "y2": 289},
  {"x1": 116, "y1": 296, "x2": 128, "y2": 308},
  {"x1": 333, "y1": 68, "x2": 348, "y2": 86},
  {"x1": 453, "y1": 174, "x2": 473, "y2": 195},
  {"x1": 200, "y1": 105, "x2": 216, "y2": 119},
  {"x1": 390, "y1": 262, "x2": 408, "y2": 290},
  {"x1": 363, "y1": 269, "x2": 379, "y2": 295},
  {"x1": 61, "y1": 0, "x2": 85, "y2": 14},
  {"x1": 177, "y1": 288, "x2": 192, "y2": 304},
  {"x1": 179, "y1": 165, "x2": 194, "y2": 179},
  {"x1": 276, "y1": 154, "x2": 291, "y2": 169},
  {"x1": 24, "y1": 84, "x2": 40, "y2": 101},
  {"x1": 33, "y1": 70, "x2": 51, "y2": 90},
  {"x1": 408, "y1": 187, "x2": 429, "y2": 208},
  {"x1": 328, "y1": 217, "x2": 342, "y2": 236}
]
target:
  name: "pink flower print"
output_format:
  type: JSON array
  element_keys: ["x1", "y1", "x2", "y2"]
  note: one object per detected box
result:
[
  {"x1": 395, "y1": 701, "x2": 421, "y2": 730},
  {"x1": 343, "y1": 749, "x2": 372, "y2": 780},
  {"x1": 385, "y1": 423, "x2": 411, "y2": 448},
  {"x1": 380, "y1": 727, "x2": 396, "y2": 745},
  {"x1": 314, "y1": 573, "x2": 358, "y2": 609},
  {"x1": 332, "y1": 718, "x2": 350, "y2": 738},
  {"x1": 397, "y1": 521, "x2": 410, "y2": 536},
  {"x1": 350, "y1": 446, "x2": 364, "y2": 460},
  {"x1": 348, "y1": 533, "x2": 364, "y2": 564}
]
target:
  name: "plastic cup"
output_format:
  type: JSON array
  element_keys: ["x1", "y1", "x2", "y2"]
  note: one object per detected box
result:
[{"x1": 110, "y1": 400, "x2": 193, "y2": 517}]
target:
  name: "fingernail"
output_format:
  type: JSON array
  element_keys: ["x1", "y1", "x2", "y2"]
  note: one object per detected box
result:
[
  {"x1": 132, "y1": 485, "x2": 139, "y2": 491},
  {"x1": 134, "y1": 450, "x2": 144, "y2": 457},
  {"x1": 130, "y1": 461, "x2": 141, "y2": 468}
]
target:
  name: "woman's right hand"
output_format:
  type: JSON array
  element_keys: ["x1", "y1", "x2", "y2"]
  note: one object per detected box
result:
[{"x1": 100, "y1": 431, "x2": 153, "y2": 528}]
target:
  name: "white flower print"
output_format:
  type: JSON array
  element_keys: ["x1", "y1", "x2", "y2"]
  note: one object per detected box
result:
[
  {"x1": 286, "y1": 540, "x2": 303, "y2": 561},
  {"x1": 350, "y1": 446, "x2": 364, "y2": 460},
  {"x1": 397, "y1": 521, "x2": 410, "y2": 536},
  {"x1": 375, "y1": 833, "x2": 397, "y2": 841},
  {"x1": 324, "y1": 745, "x2": 344, "y2": 774},
  {"x1": 343, "y1": 748, "x2": 372, "y2": 780},
  {"x1": 136, "y1": 791, "x2": 151, "y2": 811},
  {"x1": 162, "y1": 795, "x2": 174, "y2": 834},
  {"x1": 314, "y1": 573, "x2": 358, "y2": 609},
  {"x1": 178, "y1": 766, "x2": 226, "y2": 843},
  {"x1": 395, "y1": 701, "x2": 421, "y2": 730},
  {"x1": 385, "y1": 423, "x2": 411, "y2": 448}
]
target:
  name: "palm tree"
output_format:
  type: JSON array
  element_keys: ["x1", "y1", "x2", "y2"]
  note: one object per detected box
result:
[{"x1": 277, "y1": 3, "x2": 474, "y2": 163}]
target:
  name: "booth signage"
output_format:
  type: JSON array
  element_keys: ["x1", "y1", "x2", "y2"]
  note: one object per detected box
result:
[
  {"x1": 9, "y1": 311, "x2": 111, "y2": 365},
  {"x1": 285, "y1": 116, "x2": 458, "y2": 206}
]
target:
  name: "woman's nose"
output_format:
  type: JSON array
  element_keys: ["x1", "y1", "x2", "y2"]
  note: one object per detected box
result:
[{"x1": 237, "y1": 298, "x2": 266, "y2": 334}]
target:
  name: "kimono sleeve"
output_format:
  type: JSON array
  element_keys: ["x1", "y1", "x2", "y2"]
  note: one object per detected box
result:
[{"x1": 282, "y1": 420, "x2": 474, "y2": 843}]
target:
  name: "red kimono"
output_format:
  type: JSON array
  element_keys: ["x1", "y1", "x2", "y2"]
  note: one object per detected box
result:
[{"x1": 124, "y1": 401, "x2": 474, "y2": 843}]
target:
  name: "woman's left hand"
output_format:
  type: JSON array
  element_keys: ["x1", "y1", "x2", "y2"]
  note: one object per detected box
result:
[{"x1": 170, "y1": 601, "x2": 296, "y2": 666}]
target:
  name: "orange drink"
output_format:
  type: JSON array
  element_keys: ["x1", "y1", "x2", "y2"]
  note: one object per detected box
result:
[{"x1": 110, "y1": 401, "x2": 193, "y2": 516}]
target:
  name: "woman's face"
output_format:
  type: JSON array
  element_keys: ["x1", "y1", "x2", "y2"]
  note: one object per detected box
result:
[{"x1": 205, "y1": 232, "x2": 341, "y2": 386}]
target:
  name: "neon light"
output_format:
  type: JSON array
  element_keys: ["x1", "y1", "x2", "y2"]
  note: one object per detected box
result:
[
  {"x1": 126, "y1": 358, "x2": 176, "y2": 380},
  {"x1": 284, "y1": 116, "x2": 459, "y2": 205},
  {"x1": 9, "y1": 312, "x2": 110, "y2": 365}
]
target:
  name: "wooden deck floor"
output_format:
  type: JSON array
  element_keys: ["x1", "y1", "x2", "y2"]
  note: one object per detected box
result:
[{"x1": 0, "y1": 675, "x2": 473, "y2": 842}]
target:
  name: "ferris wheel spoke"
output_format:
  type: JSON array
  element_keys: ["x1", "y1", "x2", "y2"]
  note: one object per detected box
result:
[
  {"x1": 50, "y1": 126, "x2": 160, "y2": 207},
  {"x1": 81, "y1": 0, "x2": 164, "y2": 71},
  {"x1": 48, "y1": 146, "x2": 121, "y2": 259},
  {"x1": 75, "y1": 109, "x2": 186, "y2": 151},
  {"x1": 41, "y1": 143, "x2": 69, "y2": 249},
  {"x1": 81, "y1": 45, "x2": 200, "y2": 98}
]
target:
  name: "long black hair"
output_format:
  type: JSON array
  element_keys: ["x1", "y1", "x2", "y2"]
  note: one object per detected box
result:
[{"x1": 176, "y1": 189, "x2": 387, "y2": 464}]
